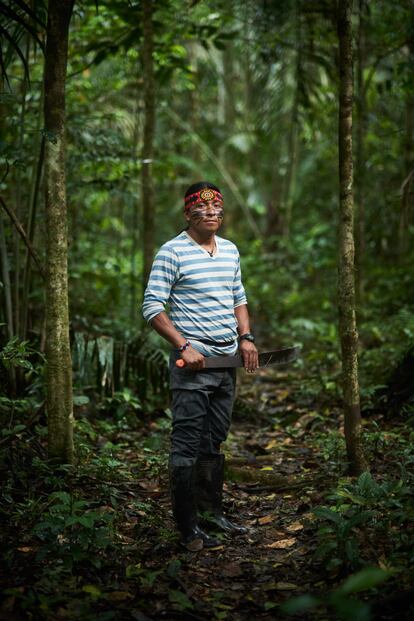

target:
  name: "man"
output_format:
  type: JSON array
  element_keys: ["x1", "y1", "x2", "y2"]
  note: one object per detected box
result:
[{"x1": 142, "y1": 181, "x2": 258, "y2": 551}]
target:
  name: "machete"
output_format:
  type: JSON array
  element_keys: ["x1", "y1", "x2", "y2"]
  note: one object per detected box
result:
[{"x1": 176, "y1": 345, "x2": 301, "y2": 369}]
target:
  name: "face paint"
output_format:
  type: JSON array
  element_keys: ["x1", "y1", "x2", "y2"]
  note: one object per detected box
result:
[{"x1": 190, "y1": 204, "x2": 224, "y2": 220}]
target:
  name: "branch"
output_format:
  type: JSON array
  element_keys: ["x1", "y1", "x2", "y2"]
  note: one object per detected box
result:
[
  {"x1": 165, "y1": 107, "x2": 263, "y2": 239},
  {"x1": 363, "y1": 41, "x2": 409, "y2": 97},
  {"x1": 0, "y1": 196, "x2": 46, "y2": 282}
]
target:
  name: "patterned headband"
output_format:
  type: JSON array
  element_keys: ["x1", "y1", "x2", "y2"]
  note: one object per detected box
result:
[{"x1": 184, "y1": 188, "x2": 223, "y2": 211}]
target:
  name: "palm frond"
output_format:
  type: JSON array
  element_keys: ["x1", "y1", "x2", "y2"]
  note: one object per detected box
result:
[
  {"x1": 0, "y1": 24, "x2": 30, "y2": 84},
  {"x1": 72, "y1": 331, "x2": 169, "y2": 403},
  {"x1": 7, "y1": 0, "x2": 46, "y2": 31},
  {"x1": 0, "y1": 2, "x2": 45, "y2": 51}
]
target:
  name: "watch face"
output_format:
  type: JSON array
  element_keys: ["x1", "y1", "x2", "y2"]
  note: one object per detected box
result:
[{"x1": 241, "y1": 334, "x2": 255, "y2": 342}]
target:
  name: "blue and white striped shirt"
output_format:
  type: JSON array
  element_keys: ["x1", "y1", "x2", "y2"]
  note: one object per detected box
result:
[{"x1": 142, "y1": 231, "x2": 247, "y2": 356}]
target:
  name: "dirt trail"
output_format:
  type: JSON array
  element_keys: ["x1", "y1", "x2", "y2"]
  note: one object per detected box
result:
[{"x1": 114, "y1": 368, "x2": 338, "y2": 620}]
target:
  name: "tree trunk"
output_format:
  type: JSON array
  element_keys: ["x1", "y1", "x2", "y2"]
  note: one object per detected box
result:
[
  {"x1": 398, "y1": 9, "x2": 414, "y2": 255},
  {"x1": 130, "y1": 93, "x2": 140, "y2": 327},
  {"x1": 0, "y1": 213, "x2": 14, "y2": 341},
  {"x1": 22, "y1": 127, "x2": 45, "y2": 339},
  {"x1": 0, "y1": 213, "x2": 16, "y2": 394},
  {"x1": 141, "y1": 0, "x2": 156, "y2": 295},
  {"x1": 337, "y1": 0, "x2": 367, "y2": 476},
  {"x1": 266, "y1": 173, "x2": 284, "y2": 249},
  {"x1": 283, "y1": 0, "x2": 301, "y2": 239},
  {"x1": 43, "y1": 0, "x2": 74, "y2": 464},
  {"x1": 13, "y1": 35, "x2": 31, "y2": 340},
  {"x1": 355, "y1": 0, "x2": 367, "y2": 303}
]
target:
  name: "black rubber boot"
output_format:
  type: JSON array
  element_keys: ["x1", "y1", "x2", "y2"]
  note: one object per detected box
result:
[
  {"x1": 169, "y1": 463, "x2": 221, "y2": 550},
  {"x1": 196, "y1": 454, "x2": 248, "y2": 535}
]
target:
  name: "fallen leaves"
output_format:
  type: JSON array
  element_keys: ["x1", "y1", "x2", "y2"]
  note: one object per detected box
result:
[
  {"x1": 221, "y1": 562, "x2": 243, "y2": 578},
  {"x1": 274, "y1": 582, "x2": 298, "y2": 591},
  {"x1": 137, "y1": 479, "x2": 161, "y2": 493},
  {"x1": 286, "y1": 521, "x2": 304, "y2": 533},
  {"x1": 258, "y1": 514, "x2": 274, "y2": 525},
  {"x1": 265, "y1": 537, "x2": 297, "y2": 549}
]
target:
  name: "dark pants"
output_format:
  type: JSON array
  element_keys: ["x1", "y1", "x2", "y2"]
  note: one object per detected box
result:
[{"x1": 169, "y1": 351, "x2": 236, "y2": 467}]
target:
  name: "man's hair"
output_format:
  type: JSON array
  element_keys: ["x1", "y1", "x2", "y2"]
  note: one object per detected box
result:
[{"x1": 184, "y1": 181, "x2": 221, "y2": 198}]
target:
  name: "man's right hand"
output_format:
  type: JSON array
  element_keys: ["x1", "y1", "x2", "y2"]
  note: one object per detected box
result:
[{"x1": 180, "y1": 345, "x2": 205, "y2": 370}]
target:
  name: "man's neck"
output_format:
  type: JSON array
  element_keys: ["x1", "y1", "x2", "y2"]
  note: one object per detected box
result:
[{"x1": 187, "y1": 228, "x2": 215, "y2": 246}]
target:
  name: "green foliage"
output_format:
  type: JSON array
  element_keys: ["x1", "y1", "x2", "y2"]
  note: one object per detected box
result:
[
  {"x1": 312, "y1": 505, "x2": 373, "y2": 570},
  {"x1": 359, "y1": 305, "x2": 414, "y2": 391},
  {"x1": 312, "y1": 470, "x2": 414, "y2": 572},
  {"x1": 169, "y1": 588, "x2": 193, "y2": 611},
  {"x1": 282, "y1": 567, "x2": 390, "y2": 621},
  {"x1": 2, "y1": 0, "x2": 414, "y2": 616},
  {"x1": 32, "y1": 491, "x2": 115, "y2": 571},
  {"x1": 72, "y1": 330, "x2": 169, "y2": 407},
  {"x1": 98, "y1": 388, "x2": 142, "y2": 427},
  {"x1": 0, "y1": 336, "x2": 45, "y2": 373}
]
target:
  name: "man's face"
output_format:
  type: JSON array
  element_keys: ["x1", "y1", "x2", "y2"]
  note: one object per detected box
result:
[{"x1": 185, "y1": 200, "x2": 224, "y2": 235}]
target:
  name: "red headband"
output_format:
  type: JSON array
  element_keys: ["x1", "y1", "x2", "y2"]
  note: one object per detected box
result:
[{"x1": 184, "y1": 188, "x2": 223, "y2": 211}]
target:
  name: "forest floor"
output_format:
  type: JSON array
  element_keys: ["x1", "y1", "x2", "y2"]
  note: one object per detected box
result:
[{"x1": 1, "y1": 366, "x2": 414, "y2": 621}]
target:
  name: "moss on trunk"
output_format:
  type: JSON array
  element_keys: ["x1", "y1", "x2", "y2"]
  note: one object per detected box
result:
[{"x1": 43, "y1": 0, "x2": 74, "y2": 464}]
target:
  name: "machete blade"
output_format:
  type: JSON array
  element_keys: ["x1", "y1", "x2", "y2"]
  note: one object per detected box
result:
[{"x1": 202, "y1": 345, "x2": 301, "y2": 369}]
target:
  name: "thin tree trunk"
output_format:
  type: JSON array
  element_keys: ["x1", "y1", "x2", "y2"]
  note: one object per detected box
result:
[
  {"x1": 0, "y1": 197, "x2": 46, "y2": 281},
  {"x1": 355, "y1": 0, "x2": 367, "y2": 302},
  {"x1": 22, "y1": 127, "x2": 45, "y2": 339},
  {"x1": 130, "y1": 93, "x2": 140, "y2": 327},
  {"x1": 0, "y1": 213, "x2": 14, "y2": 340},
  {"x1": 13, "y1": 35, "x2": 31, "y2": 339},
  {"x1": 284, "y1": 0, "x2": 301, "y2": 239},
  {"x1": 43, "y1": 0, "x2": 74, "y2": 464},
  {"x1": 0, "y1": 213, "x2": 16, "y2": 394},
  {"x1": 337, "y1": 0, "x2": 367, "y2": 476},
  {"x1": 398, "y1": 8, "x2": 414, "y2": 254},
  {"x1": 266, "y1": 173, "x2": 284, "y2": 249},
  {"x1": 187, "y1": 41, "x2": 202, "y2": 167},
  {"x1": 0, "y1": 73, "x2": 13, "y2": 342},
  {"x1": 141, "y1": 0, "x2": 156, "y2": 294}
]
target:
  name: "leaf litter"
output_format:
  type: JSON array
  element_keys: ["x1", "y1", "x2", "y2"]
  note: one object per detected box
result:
[{"x1": 2, "y1": 367, "x2": 414, "y2": 620}]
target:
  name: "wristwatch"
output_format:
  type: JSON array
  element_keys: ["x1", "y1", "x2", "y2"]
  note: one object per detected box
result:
[{"x1": 239, "y1": 333, "x2": 255, "y2": 343}]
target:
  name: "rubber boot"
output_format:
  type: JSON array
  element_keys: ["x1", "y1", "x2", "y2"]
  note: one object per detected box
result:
[
  {"x1": 196, "y1": 454, "x2": 248, "y2": 534},
  {"x1": 169, "y1": 463, "x2": 220, "y2": 550}
]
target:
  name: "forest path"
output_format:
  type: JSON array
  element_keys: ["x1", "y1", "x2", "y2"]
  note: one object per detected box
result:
[
  {"x1": 5, "y1": 367, "x2": 410, "y2": 620},
  {"x1": 111, "y1": 367, "x2": 340, "y2": 621}
]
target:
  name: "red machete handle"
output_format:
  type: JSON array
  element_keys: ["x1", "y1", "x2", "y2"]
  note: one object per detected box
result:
[{"x1": 176, "y1": 359, "x2": 186, "y2": 368}]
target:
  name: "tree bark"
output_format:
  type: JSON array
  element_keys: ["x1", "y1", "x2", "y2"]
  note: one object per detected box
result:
[
  {"x1": 141, "y1": 0, "x2": 156, "y2": 295},
  {"x1": 22, "y1": 84, "x2": 46, "y2": 339},
  {"x1": 0, "y1": 212, "x2": 16, "y2": 394},
  {"x1": 398, "y1": 6, "x2": 414, "y2": 255},
  {"x1": 13, "y1": 35, "x2": 31, "y2": 340},
  {"x1": 355, "y1": 0, "x2": 367, "y2": 302},
  {"x1": 43, "y1": 0, "x2": 74, "y2": 464},
  {"x1": 130, "y1": 92, "x2": 140, "y2": 327},
  {"x1": 283, "y1": 0, "x2": 301, "y2": 239},
  {"x1": 0, "y1": 212, "x2": 14, "y2": 341},
  {"x1": 337, "y1": 0, "x2": 367, "y2": 476}
]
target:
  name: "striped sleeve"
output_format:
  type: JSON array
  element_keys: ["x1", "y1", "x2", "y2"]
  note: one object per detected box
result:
[
  {"x1": 233, "y1": 252, "x2": 247, "y2": 308},
  {"x1": 142, "y1": 245, "x2": 179, "y2": 323}
]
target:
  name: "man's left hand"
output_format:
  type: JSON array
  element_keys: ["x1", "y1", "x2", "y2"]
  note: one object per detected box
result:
[{"x1": 239, "y1": 340, "x2": 259, "y2": 373}]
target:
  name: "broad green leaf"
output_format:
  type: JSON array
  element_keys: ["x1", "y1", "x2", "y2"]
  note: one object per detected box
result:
[{"x1": 338, "y1": 567, "x2": 390, "y2": 595}]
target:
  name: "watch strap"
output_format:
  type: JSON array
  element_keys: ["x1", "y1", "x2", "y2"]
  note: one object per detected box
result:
[{"x1": 239, "y1": 333, "x2": 255, "y2": 342}]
